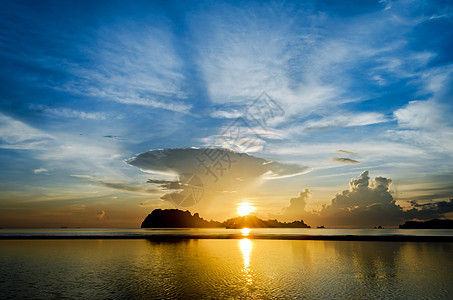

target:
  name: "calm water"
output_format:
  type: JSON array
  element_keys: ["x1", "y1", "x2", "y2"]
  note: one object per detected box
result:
[
  {"x1": 1, "y1": 228, "x2": 453, "y2": 238},
  {"x1": 1, "y1": 237, "x2": 452, "y2": 299}
]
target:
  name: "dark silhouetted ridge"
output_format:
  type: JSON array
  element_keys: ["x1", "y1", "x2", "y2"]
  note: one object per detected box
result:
[
  {"x1": 223, "y1": 215, "x2": 310, "y2": 229},
  {"x1": 141, "y1": 209, "x2": 311, "y2": 228},
  {"x1": 399, "y1": 219, "x2": 453, "y2": 229},
  {"x1": 141, "y1": 209, "x2": 224, "y2": 228}
]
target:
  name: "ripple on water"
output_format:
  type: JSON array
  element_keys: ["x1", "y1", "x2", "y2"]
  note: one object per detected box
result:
[{"x1": 0, "y1": 239, "x2": 452, "y2": 299}]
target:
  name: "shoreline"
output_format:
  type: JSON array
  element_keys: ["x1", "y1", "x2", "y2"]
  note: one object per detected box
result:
[{"x1": 1, "y1": 234, "x2": 453, "y2": 242}]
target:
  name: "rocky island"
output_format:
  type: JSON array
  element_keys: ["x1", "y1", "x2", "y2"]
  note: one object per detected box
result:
[
  {"x1": 141, "y1": 209, "x2": 223, "y2": 228},
  {"x1": 141, "y1": 209, "x2": 311, "y2": 228}
]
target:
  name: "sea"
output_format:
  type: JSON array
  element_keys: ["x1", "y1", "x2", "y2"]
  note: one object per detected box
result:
[{"x1": 1, "y1": 228, "x2": 452, "y2": 299}]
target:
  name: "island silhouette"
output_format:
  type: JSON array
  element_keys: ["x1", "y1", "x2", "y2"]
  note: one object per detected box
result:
[
  {"x1": 399, "y1": 219, "x2": 453, "y2": 229},
  {"x1": 141, "y1": 209, "x2": 310, "y2": 228}
]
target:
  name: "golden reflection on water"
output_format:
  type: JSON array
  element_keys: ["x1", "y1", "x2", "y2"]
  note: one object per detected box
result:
[
  {"x1": 239, "y1": 238, "x2": 253, "y2": 285},
  {"x1": 241, "y1": 228, "x2": 250, "y2": 236},
  {"x1": 1, "y1": 239, "x2": 453, "y2": 299}
]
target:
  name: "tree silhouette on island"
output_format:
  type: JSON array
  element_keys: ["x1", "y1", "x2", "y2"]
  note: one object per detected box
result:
[{"x1": 141, "y1": 209, "x2": 310, "y2": 228}]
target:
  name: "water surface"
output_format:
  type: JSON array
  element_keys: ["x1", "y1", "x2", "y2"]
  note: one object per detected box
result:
[
  {"x1": 1, "y1": 228, "x2": 452, "y2": 238},
  {"x1": 1, "y1": 238, "x2": 452, "y2": 299}
]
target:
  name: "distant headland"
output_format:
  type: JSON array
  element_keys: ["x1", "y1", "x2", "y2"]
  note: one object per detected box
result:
[
  {"x1": 141, "y1": 209, "x2": 310, "y2": 228},
  {"x1": 399, "y1": 219, "x2": 453, "y2": 229},
  {"x1": 223, "y1": 215, "x2": 310, "y2": 229}
]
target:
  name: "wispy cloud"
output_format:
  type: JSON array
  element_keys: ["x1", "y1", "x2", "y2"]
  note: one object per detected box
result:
[
  {"x1": 33, "y1": 168, "x2": 49, "y2": 175},
  {"x1": 331, "y1": 157, "x2": 361, "y2": 165},
  {"x1": 32, "y1": 106, "x2": 108, "y2": 120},
  {"x1": 0, "y1": 1, "x2": 452, "y2": 227},
  {"x1": 191, "y1": 4, "x2": 345, "y2": 118},
  {"x1": 210, "y1": 109, "x2": 243, "y2": 119},
  {"x1": 0, "y1": 9, "x2": 192, "y2": 114},
  {"x1": 63, "y1": 25, "x2": 192, "y2": 113},
  {"x1": 0, "y1": 113, "x2": 129, "y2": 184},
  {"x1": 336, "y1": 150, "x2": 361, "y2": 156},
  {"x1": 98, "y1": 181, "x2": 161, "y2": 195},
  {"x1": 0, "y1": 113, "x2": 52, "y2": 148},
  {"x1": 191, "y1": 2, "x2": 433, "y2": 123},
  {"x1": 292, "y1": 112, "x2": 388, "y2": 133}
]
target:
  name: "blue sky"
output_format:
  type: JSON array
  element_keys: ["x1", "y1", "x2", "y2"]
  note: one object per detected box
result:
[{"x1": 1, "y1": 0, "x2": 452, "y2": 227}]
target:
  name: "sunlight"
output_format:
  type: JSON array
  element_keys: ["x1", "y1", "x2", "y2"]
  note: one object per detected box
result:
[
  {"x1": 237, "y1": 202, "x2": 255, "y2": 216},
  {"x1": 239, "y1": 238, "x2": 253, "y2": 285},
  {"x1": 241, "y1": 228, "x2": 250, "y2": 236},
  {"x1": 239, "y1": 238, "x2": 252, "y2": 268}
]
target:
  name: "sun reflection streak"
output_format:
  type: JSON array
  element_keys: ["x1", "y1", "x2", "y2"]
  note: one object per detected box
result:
[
  {"x1": 239, "y1": 238, "x2": 253, "y2": 285},
  {"x1": 241, "y1": 228, "x2": 250, "y2": 236}
]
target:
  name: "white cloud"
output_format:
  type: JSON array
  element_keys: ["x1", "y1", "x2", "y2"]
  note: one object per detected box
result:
[
  {"x1": 191, "y1": 5, "x2": 346, "y2": 117},
  {"x1": 83, "y1": 87, "x2": 192, "y2": 113},
  {"x1": 390, "y1": 67, "x2": 453, "y2": 154},
  {"x1": 190, "y1": 2, "x2": 432, "y2": 129},
  {"x1": 266, "y1": 141, "x2": 427, "y2": 158},
  {"x1": 53, "y1": 25, "x2": 191, "y2": 113},
  {"x1": 210, "y1": 109, "x2": 243, "y2": 119},
  {"x1": 35, "y1": 106, "x2": 107, "y2": 120},
  {"x1": 394, "y1": 100, "x2": 441, "y2": 130},
  {"x1": 295, "y1": 112, "x2": 388, "y2": 132},
  {"x1": 0, "y1": 113, "x2": 131, "y2": 183},
  {"x1": 33, "y1": 168, "x2": 49, "y2": 174},
  {"x1": 0, "y1": 113, "x2": 52, "y2": 147},
  {"x1": 200, "y1": 120, "x2": 284, "y2": 153}
]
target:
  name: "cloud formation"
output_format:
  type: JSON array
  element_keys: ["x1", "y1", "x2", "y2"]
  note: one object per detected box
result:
[
  {"x1": 298, "y1": 112, "x2": 388, "y2": 131},
  {"x1": 32, "y1": 105, "x2": 108, "y2": 120},
  {"x1": 33, "y1": 168, "x2": 49, "y2": 174},
  {"x1": 282, "y1": 171, "x2": 453, "y2": 227},
  {"x1": 283, "y1": 188, "x2": 311, "y2": 221},
  {"x1": 336, "y1": 150, "x2": 360, "y2": 156},
  {"x1": 0, "y1": 113, "x2": 52, "y2": 148},
  {"x1": 127, "y1": 148, "x2": 310, "y2": 207},
  {"x1": 96, "y1": 210, "x2": 105, "y2": 220},
  {"x1": 331, "y1": 157, "x2": 361, "y2": 164},
  {"x1": 98, "y1": 181, "x2": 160, "y2": 195}
]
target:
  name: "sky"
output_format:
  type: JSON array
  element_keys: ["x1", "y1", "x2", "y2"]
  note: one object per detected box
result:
[{"x1": 0, "y1": 0, "x2": 452, "y2": 228}]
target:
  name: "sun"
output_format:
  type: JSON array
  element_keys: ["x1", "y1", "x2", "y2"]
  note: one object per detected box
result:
[{"x1": 237, "y1": 202, "x2": 255, "y2": 216}]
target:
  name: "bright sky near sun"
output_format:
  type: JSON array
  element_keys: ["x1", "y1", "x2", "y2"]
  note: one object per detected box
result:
[
  {"x1": 238, "y1": 203, "x2": 255, "y2": 217},
  {"x1": 0, "y1": 0, "x2": 453, "y2": 228}
]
